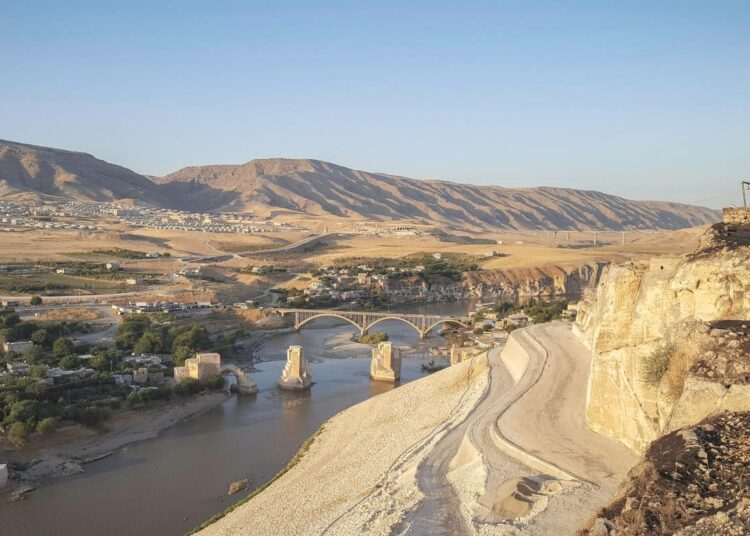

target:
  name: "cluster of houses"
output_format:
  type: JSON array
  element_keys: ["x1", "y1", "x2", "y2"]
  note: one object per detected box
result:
[
  {"x1": 0, "y1": 343, "x2": 169, "y2": 389},
  {"x1": 112, "y1": 300, "x2": 219, "y2": 315},
  {"x1": 0, "y1": 199, "x2": 309, "y2": 236}
]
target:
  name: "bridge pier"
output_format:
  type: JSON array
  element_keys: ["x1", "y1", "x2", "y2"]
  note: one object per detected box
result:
[
  {"x1": 278, "y1": 345, "x2": 312, "y2": 390},
  {"x1": 370, "y1": 341, "x2": 401, "y2": 382}
]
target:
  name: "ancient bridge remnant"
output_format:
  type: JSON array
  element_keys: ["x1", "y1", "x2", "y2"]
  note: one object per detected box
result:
[
  {"x1": 221, "y1": 364, "x2": 258, "y2": 394},
  {"x1": 370, "y1": 341, "x2": 401, "y2": 382},
  {"x1": 174, "y1": 352, "x2": 258, "y2": 394},
  {"x1": 278, "y1": 345, "x2": 312, "y2": 391},
  {"x1": 273, "y1": 308, "x2": 470, "y2": 339}
]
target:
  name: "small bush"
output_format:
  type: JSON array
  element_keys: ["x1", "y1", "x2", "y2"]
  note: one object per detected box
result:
[
  {"x1": 30, "y1": 296, "x2": 43, "y2": 306},
  {"x1": 357, "y1": 331, "x2": 389, "y2": 345},
  {"x1": 173, "y1": 378, "x2": 201, "y2": 396},
  {"x1": 201, "y1": 374, "x2": 225, "y2": 390},
  {"x1": 641, "y1": 344, "x2": 675, "y2": 385},
  {"x1": 8, "y1": 422, "x2": 31, "y2": 446},
  {"x1": 36, "y1": 417, "x2": 58, "y2": 435}
]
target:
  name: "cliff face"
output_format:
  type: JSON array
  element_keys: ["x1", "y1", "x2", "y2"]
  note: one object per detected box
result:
[
  {"x1": 576, "y1": 224, "x2": 750, "y2": 453},
  {"x1": 463, "y1": 262, "x2": 607, "y2": 302}
]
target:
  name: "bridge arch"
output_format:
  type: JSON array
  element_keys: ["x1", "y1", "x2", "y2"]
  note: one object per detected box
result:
[
  {"x1": 423, "y1": 319, "x2": 469, "y2": 337},
  {"x1": 296, "y1": 313, "x2": 363, "y2": 332},
  {"x1": 364, "y1": 316, "x2": 423, "y2": 338},
  {"x1": 220, "y1": 364, "x2": 258, "y2": 394}
]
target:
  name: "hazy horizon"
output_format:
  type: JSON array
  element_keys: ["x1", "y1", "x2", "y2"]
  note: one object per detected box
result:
[{"x1": 2, "y1": 1, "x2": 748, "y2": 209}]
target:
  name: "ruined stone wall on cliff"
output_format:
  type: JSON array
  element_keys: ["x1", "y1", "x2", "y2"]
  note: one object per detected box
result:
[{"x1": 576, "y1": 225, "x2": 750, "y2": 453}]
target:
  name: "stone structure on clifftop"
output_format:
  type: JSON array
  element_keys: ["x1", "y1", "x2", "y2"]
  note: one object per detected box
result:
[
  {"x1": 278, "y1": 345, "x2": 312, "y2": 390},
  {"x1": 370, "y1": 341, "x2": 401, "y2": 382}
]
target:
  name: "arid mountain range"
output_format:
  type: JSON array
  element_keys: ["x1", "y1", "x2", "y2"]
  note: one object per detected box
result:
[{"x1": 0, "y1": 139, "x2": 719, "y2": 231}]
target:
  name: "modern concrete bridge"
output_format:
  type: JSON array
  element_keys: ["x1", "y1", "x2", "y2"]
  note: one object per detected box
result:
[{"x1": 272, "y1": 308, "x2": 470, "y2": 339}]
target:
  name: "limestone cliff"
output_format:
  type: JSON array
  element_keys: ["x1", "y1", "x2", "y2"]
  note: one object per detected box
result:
[
  {"x1": 464, "y1": 262, "x2": 607, "y2": 302},
  {"x1": 575, "y1": 223, "x2": 750, "y2": 453}
]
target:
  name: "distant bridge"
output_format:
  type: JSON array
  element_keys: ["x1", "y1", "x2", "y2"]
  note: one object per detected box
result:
[{"x1": 271, "y1": 308, "x2": 470, "y2": 339}]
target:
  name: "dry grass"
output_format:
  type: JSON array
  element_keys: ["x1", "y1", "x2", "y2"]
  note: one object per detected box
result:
[
  {"x1": 663, "y1": 346, "x2": 698, "y2": 400},
  {"x1": 32, "y1": 307, "x2": 102, "y2": 321}
]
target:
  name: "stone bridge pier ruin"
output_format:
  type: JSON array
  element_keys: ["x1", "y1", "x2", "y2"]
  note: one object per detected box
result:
[
  {"x1": 278, "y1": 345, "x2": 312, "y2": 390},
  {"x1": 370, "y1": 341, "x2": 401, "y2": 382}
]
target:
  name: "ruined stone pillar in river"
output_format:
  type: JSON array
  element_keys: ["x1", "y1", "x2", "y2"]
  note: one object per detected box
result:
[
  {"x1": 370, "y1": 341, "x2": 401, "y2": 382},
  {"x1": 278, "y1": 345, "x2": 312, "y2": 390}
]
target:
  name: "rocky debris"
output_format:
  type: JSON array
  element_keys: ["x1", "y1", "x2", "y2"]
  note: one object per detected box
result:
[
  {"x1": 691, "y1": 321, "x2": 750, "y2": 384},
  {"x1": 581, "y1": 412, "x2": 750, "y2": 535},
  {"x1": 227, "y1": 478, "x2": 250, "y2": 495},
  {"x1": 693, "y1": 222, "x2": 750, "y2": 258}
]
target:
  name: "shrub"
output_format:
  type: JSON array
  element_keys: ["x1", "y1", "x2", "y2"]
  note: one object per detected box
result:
[
  {"x1": 36, "y1": 417, "x2": 58, "y2": 435},
  {"x1": 8, "y1": 422, "x2": 31, "y2": 446},
  {"x1": 357, "y1": 331, "x2": 389, "y2": 345},
  {"x1": 58, "y1": 355, "x2": 82, "y2": 370},
  {"x1": 173, "y1": 378, "x2": 202, "y2": 396},
  {"x1": 641, "y1": 344, "x2": 675, "y2": 385},
  {"x1": 30, "y1": 296, "x2": 43, "y2": 306},
  {"x1": 201, "y1": 374, "x2": 225, "y2": 390},
  {"x1": 172, "y1": 346, "x2": 195, "y2": 366},
  {"x1": 53, "y1": 337, "x2": 75, "y2": 357}
]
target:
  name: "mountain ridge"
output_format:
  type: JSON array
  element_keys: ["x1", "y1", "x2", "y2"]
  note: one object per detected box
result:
[{"x1": 0, "y1": 139, "x2": 720, "y2": 231}]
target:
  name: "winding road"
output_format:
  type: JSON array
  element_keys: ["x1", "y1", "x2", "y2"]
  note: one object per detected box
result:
[{"x1": 407, "y1": 323, "x2": 638, "y2": 535}]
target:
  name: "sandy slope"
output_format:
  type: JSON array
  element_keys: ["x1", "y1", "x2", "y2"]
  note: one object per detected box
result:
[{"x1": 200, "y1": 356, "x2": 490, "y2": 536}]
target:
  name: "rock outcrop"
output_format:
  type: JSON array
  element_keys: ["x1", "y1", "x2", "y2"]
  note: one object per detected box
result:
[
  {"x1": 576, "y1": 223, "x2": 750, "y2": 453},
  {"x1": 582, "y1": 412, "x2": 750, "y2": 535}
]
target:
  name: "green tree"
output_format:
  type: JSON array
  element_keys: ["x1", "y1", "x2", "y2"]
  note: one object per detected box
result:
[
  {"x1": 31, "y1": 329, "x2": 52, "y2": 348},
  {"x1": 28, "y1": 364, "x2": 48, "y2": 378},
  {"x1": 23, "y1": 345, "x2": 47, "y2": 364},
  {"x1": 8, "y1": 422, "x2": 31, "y2": 446},
  {"x1": 58, "y1": 355, "x2": 81, "y2": 370},
  {"x1": 172, "y1": 325, "x2": 210, "y2": 352},
  {"x1": 171, "y1": 346, "x2": 195, "y2": 367},
  {"x1": 36, "y1": 417, "x2": 58, "y2": 435},
  {"x1": 134, "y1": 330, "x2": 166, "y2": 354},
  {"x1": 115, "y1": 314, "x2": 151, "y2": 350},
  {"x1": 29, "y1": 295, "x2": 43, "y2": 306},
  {"x1": 89, "y1": 350, "x2": 120, "y2": 372},
  {"x1": 53, "y1": 337, "x2": 75, "y2": 358},
  {"x1": 9, "y1": 399, "x2": 41, "y2": 424}
]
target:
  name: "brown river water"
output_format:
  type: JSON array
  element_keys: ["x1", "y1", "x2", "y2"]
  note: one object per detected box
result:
[{"x1": 1, "y1": 301, "x2": 476, "y2": 536}]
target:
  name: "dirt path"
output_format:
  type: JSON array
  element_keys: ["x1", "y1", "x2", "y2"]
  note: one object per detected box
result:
[
  {"x1": 409, "y1": 323, "x2": 638, "y2": 535},
  {"x1": 499, "y1": 324, "x2": 637, "y2": 485}
]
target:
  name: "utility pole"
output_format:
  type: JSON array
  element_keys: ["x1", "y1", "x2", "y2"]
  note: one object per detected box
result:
[{"x1": 743, "y1": 181, "x2": 750, "y2": 222}]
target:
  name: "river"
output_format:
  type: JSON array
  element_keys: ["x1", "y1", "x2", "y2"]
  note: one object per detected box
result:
[{"x1": 1, "y1": 301, "x2": 477, "y2": 536}]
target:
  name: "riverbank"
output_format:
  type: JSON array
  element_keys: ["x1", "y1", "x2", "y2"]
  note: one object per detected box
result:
[{"x1": 1, "y1": 390, "x2": 229, "y2": 499}]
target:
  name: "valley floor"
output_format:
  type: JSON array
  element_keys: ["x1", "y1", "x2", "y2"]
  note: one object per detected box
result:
[{"x1": 198, "y1": 323, "x2": 638, "y2": 535}]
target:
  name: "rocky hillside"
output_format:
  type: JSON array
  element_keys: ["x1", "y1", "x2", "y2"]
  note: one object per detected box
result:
[
  {"x1": 0, "y1": 139, "x2": 170, "y2": 205},
  {"x1": 157, "y1": 158, "x2": 719, "y2": 230},
  {"x1": 583, "y1": 412, "x2": 750, "y2": 535},
  {"x1": 575, "y1": 222, "x2": 750, "y2": 453}
]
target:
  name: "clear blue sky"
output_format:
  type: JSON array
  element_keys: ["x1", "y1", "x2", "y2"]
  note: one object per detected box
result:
[{"x1": 1, "y1": 1, "x2": 748, "y2": 208}]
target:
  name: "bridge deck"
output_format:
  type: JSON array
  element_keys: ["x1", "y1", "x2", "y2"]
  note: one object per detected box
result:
[{"x1": 270, "y1": 308, "x2": 470, "y2": 338}]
